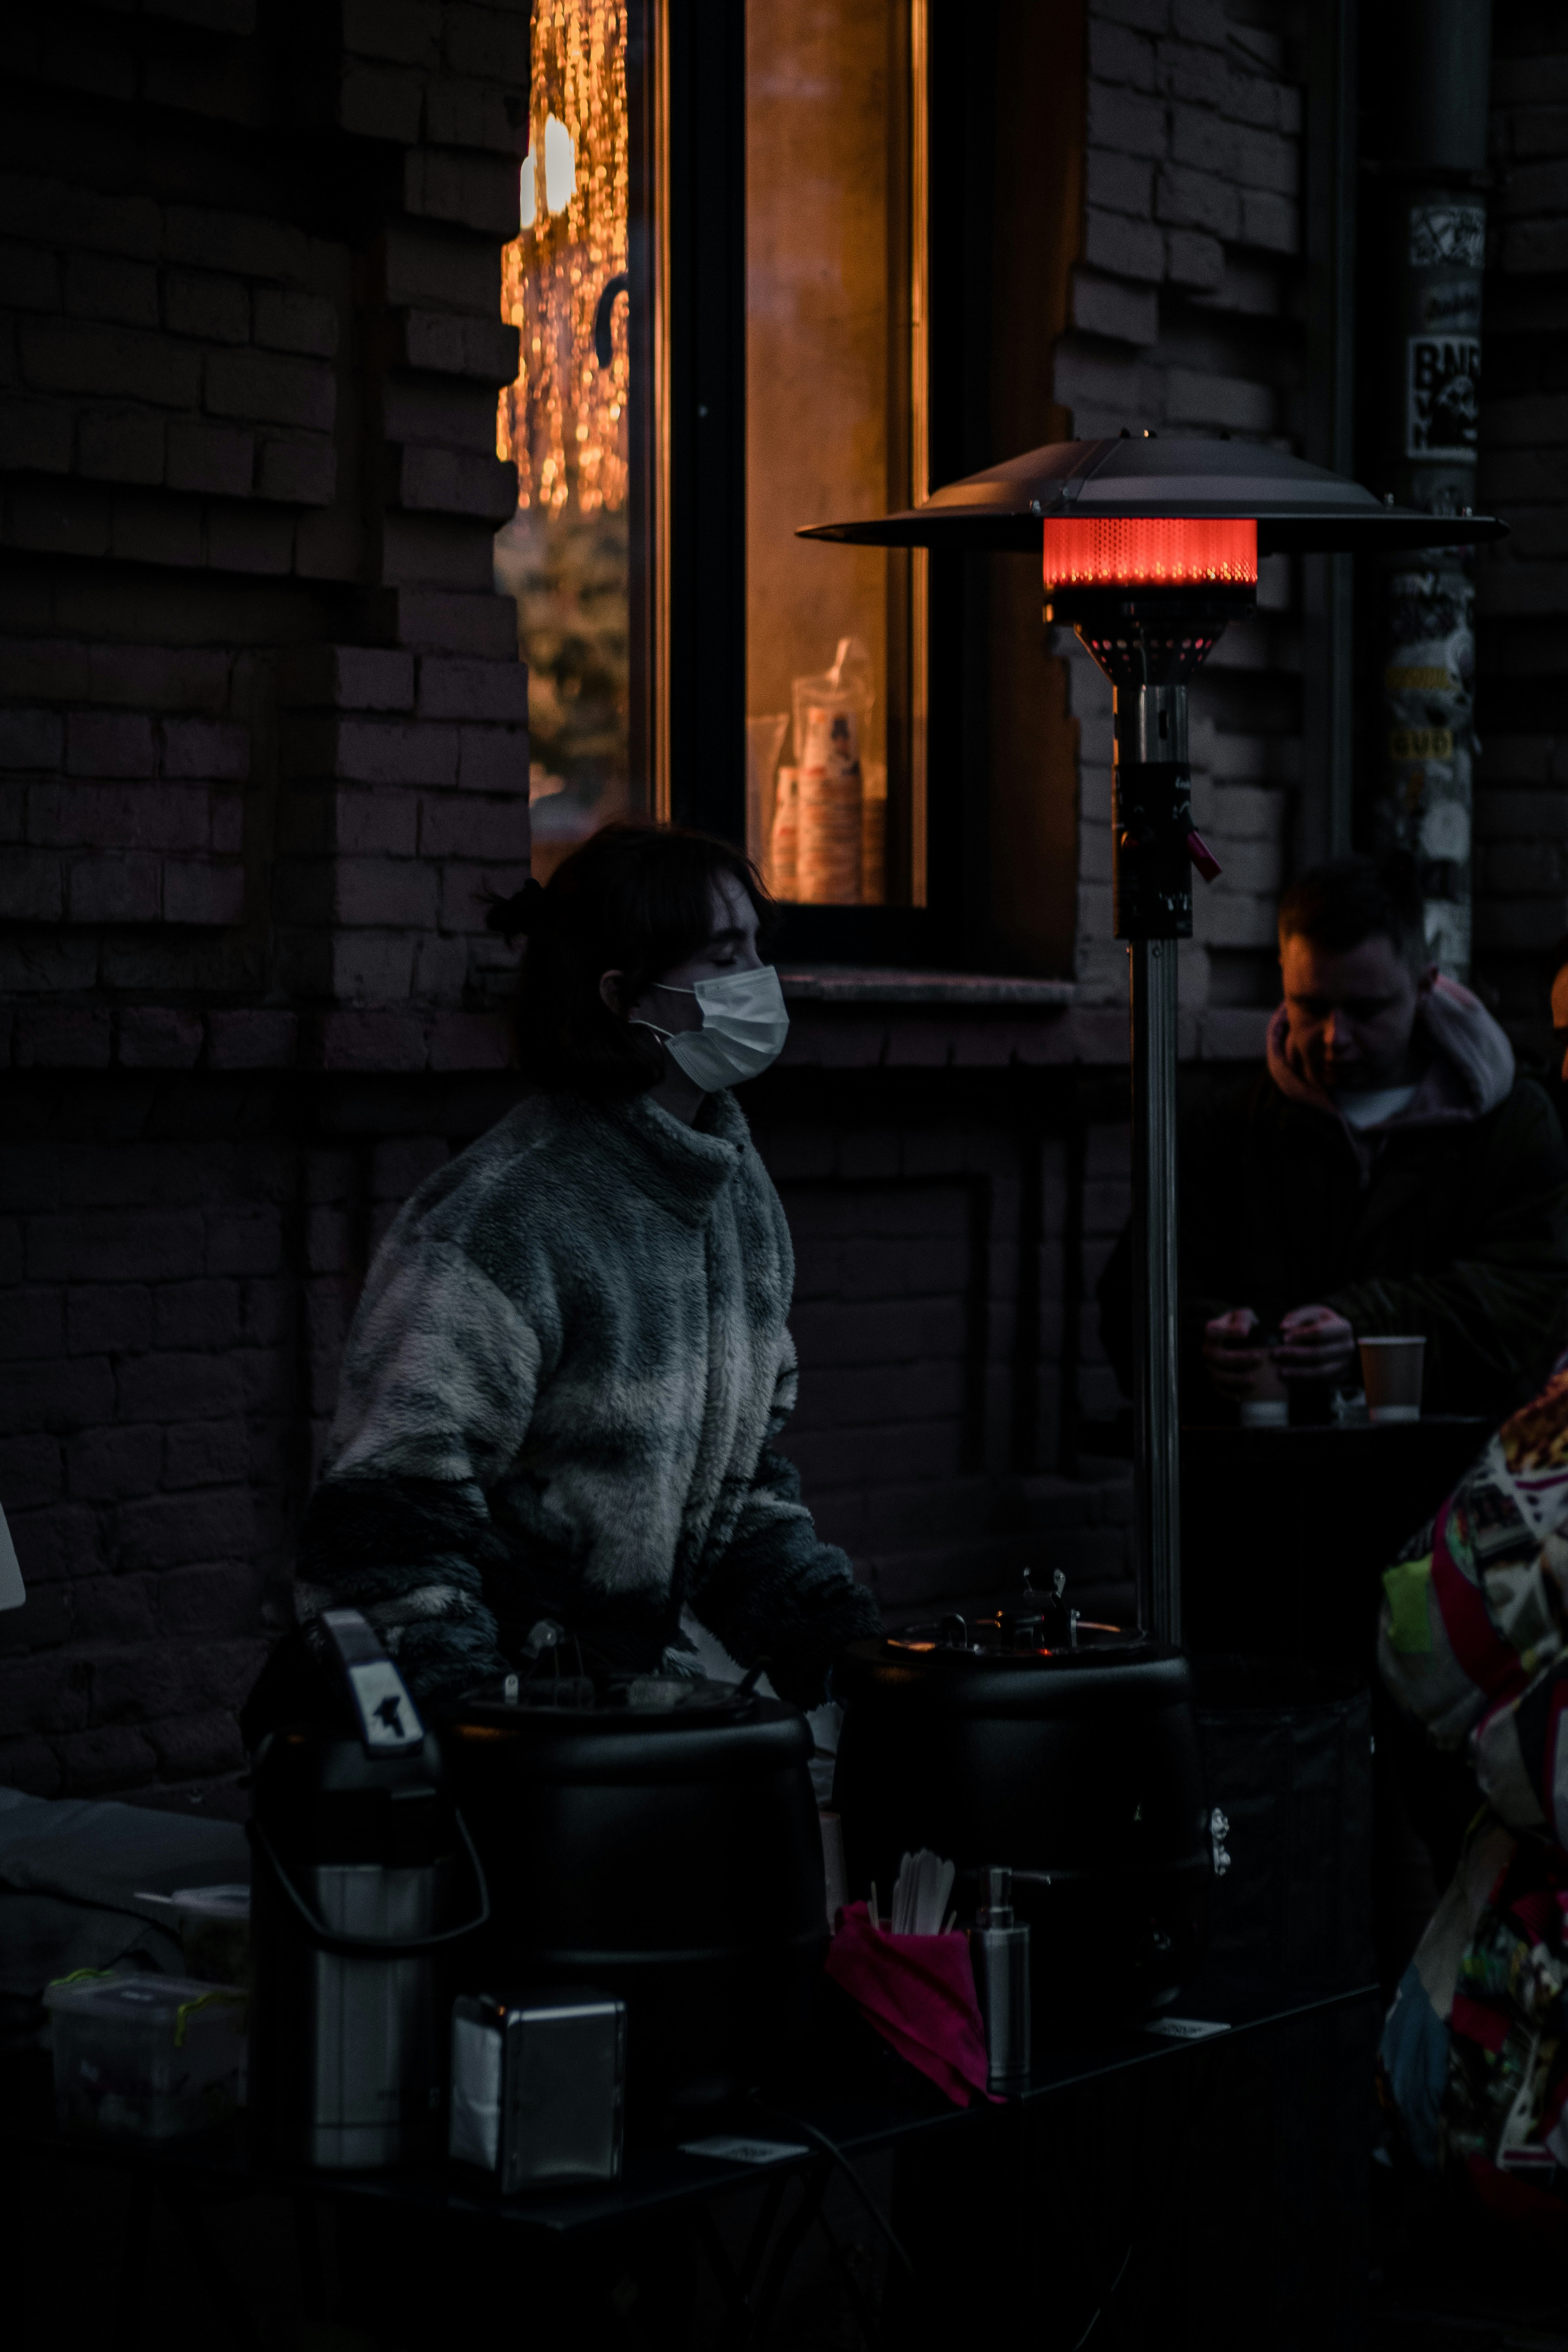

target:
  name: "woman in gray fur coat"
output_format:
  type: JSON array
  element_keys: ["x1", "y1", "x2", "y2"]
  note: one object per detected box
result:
[{"x1": 285, "y1": 822, "x2": 882, "y2": 1713}]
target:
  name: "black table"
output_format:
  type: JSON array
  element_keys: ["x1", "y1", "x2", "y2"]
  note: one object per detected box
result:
[
  {"x1": 4, "y1": 1978, "x2": 1379, "y2": 2350},
  {"x1": 1181, "y1": 1416, "x2": 1489, "y2": 1673}
]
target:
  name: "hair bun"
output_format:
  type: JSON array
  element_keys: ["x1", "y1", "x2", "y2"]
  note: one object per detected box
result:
[{"x1": 484, "y1": 876, "x2": 550, "y2": 944}]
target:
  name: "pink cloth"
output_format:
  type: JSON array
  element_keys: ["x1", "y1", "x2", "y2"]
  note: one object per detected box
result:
[{"x1": 824, "y1": 1900, "x2": 999, "y2": 2108}]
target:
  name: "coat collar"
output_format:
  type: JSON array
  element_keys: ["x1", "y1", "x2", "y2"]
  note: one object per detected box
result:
[{"x1": 584, "y1": 1085, "x2": 748, "y2": 1226}]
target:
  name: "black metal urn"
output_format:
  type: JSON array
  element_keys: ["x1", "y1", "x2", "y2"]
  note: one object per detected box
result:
[
  {"x1": 441, "y1": 1671, "x2": 826, "y2": 2137},
  {"x1": 833, "y1": 1619, "x2": 1213, "y2": 2024}
]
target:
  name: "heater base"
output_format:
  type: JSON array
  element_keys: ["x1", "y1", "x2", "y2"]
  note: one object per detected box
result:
[{"x1": 1045, "y1": 586, "x2": 1252, "y2": 682}]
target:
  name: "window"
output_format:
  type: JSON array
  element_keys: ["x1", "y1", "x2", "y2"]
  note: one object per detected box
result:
[
  {"x1": 744, "y1": 0, "x2": 929, "y2": 911},
  {"x1": 495, "y1": 0, "x2": 641, "y2": 882}
]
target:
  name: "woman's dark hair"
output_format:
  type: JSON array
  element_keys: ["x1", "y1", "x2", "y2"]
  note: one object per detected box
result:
[
  {"x1": 486, "y1": 822, "x2": 774, "y2": 1094},
  {"x1": 1277, "y1": 851, "x2": 1426, "y2": 969}
]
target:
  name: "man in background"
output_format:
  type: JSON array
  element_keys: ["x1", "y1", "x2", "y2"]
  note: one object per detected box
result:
[{"x1": 1100, "y1": 854, "x2": 1568, "y2": 1419}]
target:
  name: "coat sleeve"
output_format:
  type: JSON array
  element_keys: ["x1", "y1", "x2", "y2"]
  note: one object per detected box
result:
[
  {"x1": 685, "y1": 1334, "x2": 882, "y2": 1709},
  {"x1": 292, "y1": 1235, "x2": 544, "y2": 1707},
  {"x1": 1379, "y1": 1365, "x2": 1568, "y2": 1838},
  {"x1": 1327, "y1": 1081, "x2": 1568, "y2": 1416}
]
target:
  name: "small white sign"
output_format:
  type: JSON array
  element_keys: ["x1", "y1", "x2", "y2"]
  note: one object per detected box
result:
[
  {"x1": 345, "y1": 1660, "x2": 421, "y2": 1747},
  {"x1": 679, "y1": 2136, "x2": 811, "y2": 2166},
  {"x1": 1144, "y1": 2017, "x2": 1231, "y2": 2042}
]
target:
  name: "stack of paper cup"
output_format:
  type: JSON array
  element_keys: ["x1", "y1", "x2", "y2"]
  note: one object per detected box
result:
[
  {"x1": 861, "y1": 761, "x2": 887, "y2": 904},
  {"x1": 769, "y1": 767, "x2": 799, "y2": 899},
  {"x1": 796, "y1": 703, "x2": 863, "y2": 903},
  {"x1": 1359, "y1": 1334, "x2": 1426, "y2": 1423}
]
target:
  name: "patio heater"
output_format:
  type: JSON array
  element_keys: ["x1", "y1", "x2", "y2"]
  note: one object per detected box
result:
[{"x1": 801, "y1": 436, "x2": 1502, "y2": 1644}]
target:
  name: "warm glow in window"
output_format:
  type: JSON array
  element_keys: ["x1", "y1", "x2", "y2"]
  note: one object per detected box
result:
[
  {"x1": 497, "y1": 3, "x2": 629, "y2": 517},
  {"x1": 495, "y1": 0, "x2": 632, "y2": 880},
  {"x1": 746, "y1": 0, "x2": 926, "y2": 907}
]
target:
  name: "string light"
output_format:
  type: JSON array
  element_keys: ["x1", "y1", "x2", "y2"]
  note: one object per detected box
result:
[{"x1": 497, "y1": 0, "x2": 629, "y2": 514}]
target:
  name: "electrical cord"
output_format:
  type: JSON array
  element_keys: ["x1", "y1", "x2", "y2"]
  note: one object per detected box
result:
[
  {"x1": 1044, "y1": 2034, "x2": 1229, "y2": 2352},
  {"x1": 1067, "y1": 2242, "x2": 1133, "y2": 2352},
  {"x1": 746, "y1": 2095, "x2": 916, "y2": 2281}
]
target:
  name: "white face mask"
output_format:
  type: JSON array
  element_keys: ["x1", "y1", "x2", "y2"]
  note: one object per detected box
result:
[{"x1": 634, "y1": 965, "x2": 790, "y2": 1091}]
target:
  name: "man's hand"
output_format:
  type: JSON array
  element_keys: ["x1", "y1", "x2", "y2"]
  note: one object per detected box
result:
[
  {"x1": 1202, "y1": 1307, "x2": 1269, "y2": 1399},
  {"x1": 1275, "y1": 1303, "x2": 1357, "y2": 1383}
]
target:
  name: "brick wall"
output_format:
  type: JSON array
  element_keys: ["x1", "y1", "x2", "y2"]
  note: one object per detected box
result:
[
  {"x1": 1061, "y1": 0, "x2": 1305, "y2": 1043},
  {"x1": 1475, "y1": 9, "x2": 1568, "y2": 1051},
  {"x1": 0, "y1": 1027, "x2": 1140, "y2": 1802},
  {"x1": 0, "y1": 5, "x2": 532, "y2": 1798},
  {"x1": 6, "y1": 1, "x2": 1562, "y2": 1804},
  {"x1": 0, "y1": 0, "x2": 530, "y2": 1061},
  {"x1": 0, "y1": 1071, "x2": 521, "y2": 1799}
]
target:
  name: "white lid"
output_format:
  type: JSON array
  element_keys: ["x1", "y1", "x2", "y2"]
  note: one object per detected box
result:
[{"x1": 44, "y1": 1970, "x2": 241, "y2": 2017}]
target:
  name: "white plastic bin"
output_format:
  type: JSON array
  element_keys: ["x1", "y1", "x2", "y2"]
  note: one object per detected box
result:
[{"x1": 45, "y1": 1970, "x2": 247, "y2": 2139}]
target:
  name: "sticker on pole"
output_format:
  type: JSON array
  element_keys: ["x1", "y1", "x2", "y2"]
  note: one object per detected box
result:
[
  {"x1": 1410, "y1": 205, "x2": 1486, "y2": 270},
  {"x1": 1408, "y1": 203, "x2": 1484, "y2": 272},
  {"x1": 1406, "y1": 336, "x2": 1480, "y2": 460}
]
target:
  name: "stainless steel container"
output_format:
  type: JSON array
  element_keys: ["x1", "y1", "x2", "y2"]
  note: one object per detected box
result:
[
  {"x1": 248, "y1": 1610, "x2": 488, "y2": 2169},
  {"x1": 449, "y1": 1988, "x2": 626, "y2": 2191},
  {"x1": 971, "y1": 1866, "x2": 1031, "y2": 2090}
]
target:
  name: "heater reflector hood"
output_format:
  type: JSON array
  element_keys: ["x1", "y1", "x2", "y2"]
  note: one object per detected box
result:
[{"x1": 799, "y1": 436, "x2": 1506, "y2": 555}]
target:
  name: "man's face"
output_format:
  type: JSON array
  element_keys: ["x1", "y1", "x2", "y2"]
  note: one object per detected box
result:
[
  {"x1": 1551, "y1": 965, "x2": 1568, "y2": 1082},
  {"x1": 1279, "y1": 931, "x2": 1426, "y2": 1093}
]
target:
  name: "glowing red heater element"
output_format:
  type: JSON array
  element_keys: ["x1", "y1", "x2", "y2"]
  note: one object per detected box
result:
[{"x1": 1041, "y1": 515, "x2": 1258, "y2": 591}]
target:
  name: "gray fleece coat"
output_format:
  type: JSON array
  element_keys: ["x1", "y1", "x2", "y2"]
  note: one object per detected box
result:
[{"x1": 294, "y1": 1085, "x2": 880, "y2": 1706}]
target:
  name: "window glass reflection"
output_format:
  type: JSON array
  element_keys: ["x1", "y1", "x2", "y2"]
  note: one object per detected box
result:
[
  {"x1": 746, "y1": 0, "x2": 923, "y2": 907},
  {"x1": 496, "y1": 0, "x2": 632, "y2": 880}
]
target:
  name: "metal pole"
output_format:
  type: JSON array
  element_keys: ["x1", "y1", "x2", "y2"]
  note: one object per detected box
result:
[
  {"x1": 1372, "y1": 0, "x2": 1492, "y2": 978},
  {"x1": 1112, "y1": 677, "x2": 1191, "y2": 1649},
  {"x1": 1130, "y1": 938, "x2": 1181, "y2": 1646},
  {"x1": 1301, "y1": 0, "x2": 1357, "y2": 865}
]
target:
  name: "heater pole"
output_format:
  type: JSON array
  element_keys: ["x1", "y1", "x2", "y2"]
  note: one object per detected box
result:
[
  {"x1": 1112, "y1": 674, "x2": 1192, "y2": 1649},
  {"x1": 1130, "y1": 937, "x2": 1181, "y2": 1645}
]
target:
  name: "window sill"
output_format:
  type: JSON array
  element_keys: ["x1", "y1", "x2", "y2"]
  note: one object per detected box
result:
[{"x1": 779, "y1": 967, "x2": 1076, "y2": 1007}]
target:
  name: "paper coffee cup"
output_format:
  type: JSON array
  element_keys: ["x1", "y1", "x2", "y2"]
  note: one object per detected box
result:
[
  {"x1": 1239, "y1": 1345, "x2": 1287, "y2": 1426},
  {"x1": 1359, "y1": 1335, "x2": 1425, "y2": 1424}
]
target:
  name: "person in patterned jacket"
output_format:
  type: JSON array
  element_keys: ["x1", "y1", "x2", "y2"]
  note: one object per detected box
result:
[{"x1": 1380, "y1": 1362, "x2": 1568, "y2": 2229}]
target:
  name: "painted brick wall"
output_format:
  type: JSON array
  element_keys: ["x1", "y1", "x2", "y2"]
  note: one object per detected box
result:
[
  {"x1": 0, "y1": 5, "x2": 532, "y2": 1799},
  {"x1": 10, "y1": 1, "x2": 1562, "y2": 1804},
  {"x1": 1475, "y1": 10, "x2": 1568, "y2": 1051},
  {"x1": 0, "y1": 1032, "x2": 1140, "y2": 1802},
  {"x1": 0, "y1": 1071, "x2": 520, "y2": 1799},
  {"x1": 1062, "y1": 0, "x2": 1305, "y2": 1044},
  {"x1": 0, "y1": 1, "x2": 531, "y2": 1061}
]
